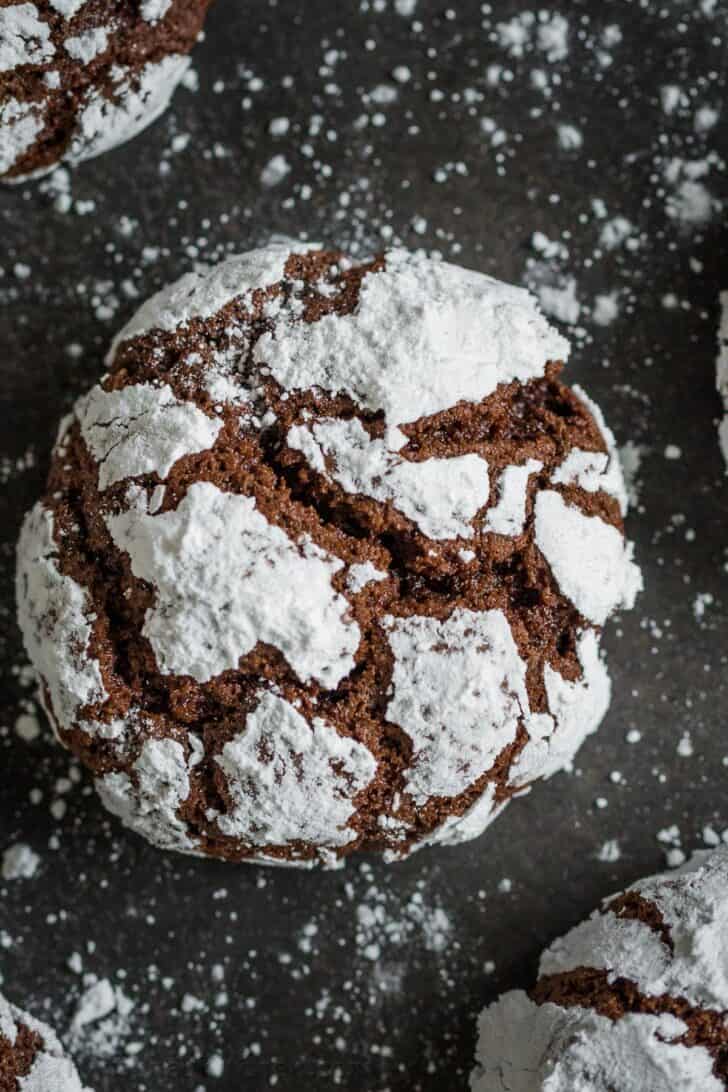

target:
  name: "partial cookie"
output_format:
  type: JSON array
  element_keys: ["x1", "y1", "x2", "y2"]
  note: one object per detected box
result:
[
  {"x1": 0, "y1": 0, "x2": 212, "y2": 182},
  {"x1": 471, "y1": 848, "x2": 728, "y2": 1092},
  {"x1": 16, "y1": 244, "x2": 641, "y2": 867},
  {"x1": 0, "y1": 991, "x2": 86, "y2": 1091},
  {"x1": 717, "y1": 291, "x2": 728, "y2": 469}
]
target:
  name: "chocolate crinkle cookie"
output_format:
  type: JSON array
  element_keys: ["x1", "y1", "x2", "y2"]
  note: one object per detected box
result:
[
  {"x1": 471, "y1": 849, "x2": 728, "y2": 1092},
  {"x1": 0, "y1": 0, "x2": 211, "y2": 182},
  {"x1": 16, "y1": 244, "x2": 642, "y2": 867},
  {"x1": 0, "y1": 991, "x2": 86, "y2": 1091}
]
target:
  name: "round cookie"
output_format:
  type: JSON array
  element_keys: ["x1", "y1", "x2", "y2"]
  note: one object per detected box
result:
[
  {"x1": 471, "y1": 849, "x2": 728, "y2": 1092},
  {"x1": 16, "y1": 244, "x2": 642, "y2": 867},
  {"x1": 0, "y1": 0, "x2": 211, "y2": 182},
  {"x1": 0, "y1": 991, "x2": 86, "y2": 1091}
]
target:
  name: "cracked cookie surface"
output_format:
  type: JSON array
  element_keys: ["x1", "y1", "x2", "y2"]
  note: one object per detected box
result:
[
  {"x1": 16, "y1": 243, "x2": 641, "y2": 866},
  {"x1": 0, "y1": 991, "x2": 86, "y2": 1092},
  {"x1": 471, "y1": 849, "x2": 728, "y2": 1092},
  {"x1": 0, "y1": 0, "x2": 212, "y2": 181}
]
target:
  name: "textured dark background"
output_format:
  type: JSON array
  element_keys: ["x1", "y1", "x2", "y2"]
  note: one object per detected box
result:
[{"x1": 1, "y1": 1, "x2": 727, "y2": 1089}]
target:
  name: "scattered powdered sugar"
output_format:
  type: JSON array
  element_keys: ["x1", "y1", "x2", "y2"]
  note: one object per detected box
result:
[
  {"x1": 288, "y1": 416, "x2": 490, "y2": 540},
  {"x1": 534, "y1": 491, "x2": 641, "y2": 625},
  {"x1": 355, "y1": 885, "x2": 452, "y2": 961},
  {"x1": 68, "y1": 977, "x2": 135, "y2": 1061},
  {"x1": 76, "y1": 381, "x2": 223, "y2": 489},
  {"x1": 16, "y1": 503, "x2": 107, "y2": 733},
  {"x1": 214, "y1": 691, "x2": 377, "y2": 854},
  {"x1": 105, "y1": 482, "x2": 360, "y2": 687},
  {"x1": 383, "y1": 608, "x2": 531, "y2": 803},
  {"x1": 257, "y1": 248, "x2": 569, "y2": 445},
  {"x1": 1, "y1": 841, "x2": 40, "y2": 880}
]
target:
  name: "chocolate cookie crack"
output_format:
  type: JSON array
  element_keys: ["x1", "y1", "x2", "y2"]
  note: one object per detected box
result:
[{"x1": 530, "y1": 967, "x2": 728, "y2": 1084}]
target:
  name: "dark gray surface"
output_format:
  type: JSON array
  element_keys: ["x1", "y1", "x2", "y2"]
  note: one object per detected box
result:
[{"x1": 1, "y1": 2, "x2": 727, "y2": 1089}]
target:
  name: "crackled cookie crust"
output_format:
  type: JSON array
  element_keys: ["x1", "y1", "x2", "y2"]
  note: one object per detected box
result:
[
  {"x1": 16, "y1": 244, "x2": 641, "y2": 866},
  {"x1": 472, "y1": 850, "x2": 728, "y2": 1092},
  {"x1": 0, "y1": 0, "x2": 211, "y2": 181}
]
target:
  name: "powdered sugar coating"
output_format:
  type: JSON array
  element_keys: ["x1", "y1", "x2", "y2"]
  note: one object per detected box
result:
[
  {"x1": 288, "y1": 417, "x2": 490, "y2": 540},
  {"x1": 384, "y1": 608, "x2": 531, "y2": 803},
  {"x1": 97, "y1": 736, "x2": 201, "y2": 853},
  {"x1": 347, "y1": 560, "x2": 387, "y2": 593},
  {"x1": 17, "y1": 244, "x2": 641, "y2": 865},
  {"x1": 214, "y1": 691, "x2": 377, "y2": 853},
  {"x1": 77, "y1": 382, "x2": 223, "y2": 490},
  {"x1": 534, "y1": 490, "x2": 642, "y2": 625},
  {"x1": 48, "y1": 0, "x2": 86, "y2": 14},
  {"x1": 68, "y1": 54, "x2": 190, "y2": 167},
  {"x1": 140, "y1": 0, "x2": 172, "y2": 21},
  {"x1": 571, "y1": 384, "x2": 629, "y2": 514},
  {"x1": 0, "y1": 991, "x2": 87, "y2": 1091},
  {"x1": 256, "y1": 248, "x2": 570, "y2": 446},
  {"x1": 542, "y1": 849, "x2": 728, "y2": 1012},
  {"x1": 510, "y1": 629, "x2": 610, "y2": 786},
  {"x1": 16, "y1": 503, "x2": 107, "y2": 733},
  {"x1": 0, "y1": 98, "x2": 45, "y2": 174},
  {"x1": 471, "y1": 993, "x2": 720, "y2": 1092},
  {"x1": 105, "y1": 482, "x2": 360, "y2": 687},
  {"x1": 63, "y1": 25, "x2": 109, "y2": 63},
  {"x1": 1, "y1": 0, "x2": 208, "y2": 181},
  {"x1": 110, "y1": 244, "x2": 303, "y2": 351},
  {"x1": 484, "y1": 459, "x2": 542, "y2": 536},
  {"x1": 717, "y1": 292, "x2": 728, "y2": 469},
  {"x1": 0, "y1": 4, "x2": 54, "y2": 72},
  {"x1": 471, "y1": 850, "x2": 728, "y2": 1092}
]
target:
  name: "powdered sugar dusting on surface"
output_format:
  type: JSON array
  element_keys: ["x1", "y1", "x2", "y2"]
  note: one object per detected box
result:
[
  {"x1": 69, "y1": 55, "x2": 191, "y2": 168},
  {"x1": 97, "y1": 737, "x2": 200, "y2": 854},
  {"x1": 549, "y1": 852, "x2": 728, "y2": 999},
  {"x1": 484, "y1": 459, "x2": 542, "y2": 536},
  {"x1": 0, "y1": 98, "x2": 45, "y2": 175},
  {"x1": 472, "y1": 993, "x2": 720, "y2": 1092},
  {"x1": 510, "y1": 630, "x2": 610, "y2": 786},
  {"x1": 77, "y1": 382, "x2": 223, "y2": 489},
  {"x1": 64, "y1": 26, "x2": 109, "y2": 65},
  {"x1": 384, "y1": 608, "x2": 531, "y2": 803},
  {"x1": 288, "y1": 416, "x2": 490, "y2": 540},
  {"x1": 105, "y1": 481, "x2": 360, "y2": 686},
  {"x1": 214, "y1": 691, "x2": 377, "y2": 855},
  {"x1": 716, "y1": 291, "x2": 728, "y2": 470},
  {"x1": 110, "y1": 244, "x2": 297, "y2": 349},
  {"x1": 346, "y1": 560, "x2": 387, "y2": 593},
  {"x1": 16, "y1": 504, "x2": 107, "y2": 733},
  {"x1": 472, "y1": 850, "x2": 728, "y2": 1091},
  {"x1": 140, "y1": 0, "x2": 172, "y2": 22},
  {"x1": 534, "y1": 491, "x2": 642, "y2": 625},
  {"x1": 0, "y1": 992, "x2": 86, "y2": 1092},
  {"x1": 0, "y1": 4, "x2": 54, "y2": 73},
  {"x1": 257, "y1": 248, "x2": 569, "y2": 442}
]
